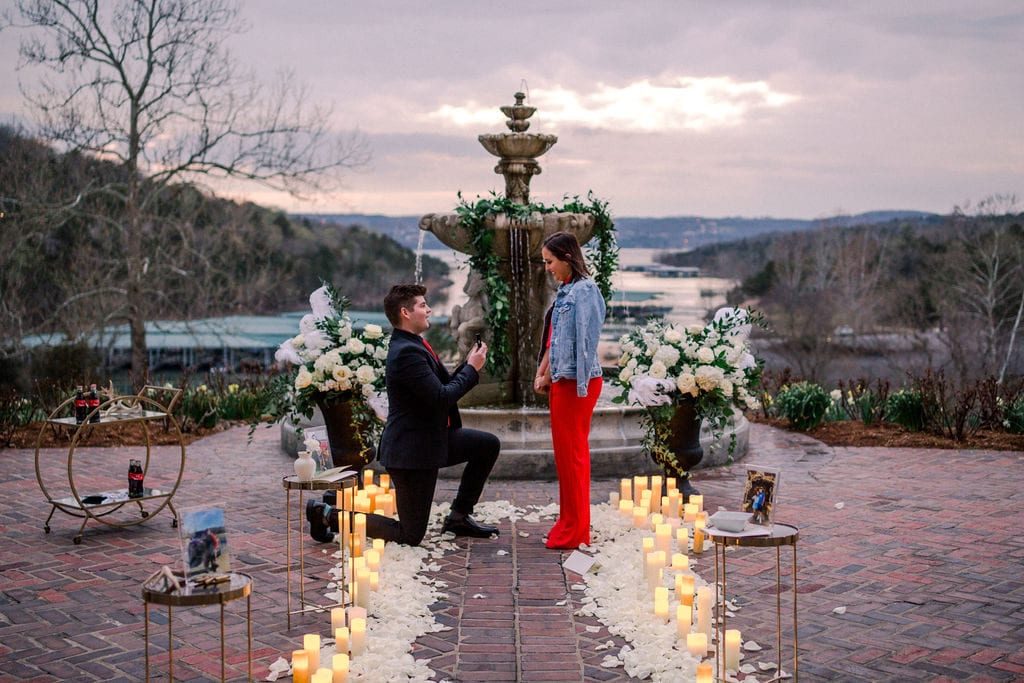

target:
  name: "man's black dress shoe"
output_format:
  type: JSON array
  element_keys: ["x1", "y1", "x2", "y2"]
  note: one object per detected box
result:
[
  {"x1": 306, "y1": 500, "x2": 334, "y2": 543},
  {"x1": 442, "y1": 513, "x2": 498, "y2": 538}
]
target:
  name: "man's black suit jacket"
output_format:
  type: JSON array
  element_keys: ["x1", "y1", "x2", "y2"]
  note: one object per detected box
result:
[{"x1": 377, "y1": 328, "x2": 479, "y2": 470}]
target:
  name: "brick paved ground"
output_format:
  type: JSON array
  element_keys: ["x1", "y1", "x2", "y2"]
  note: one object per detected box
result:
[{"x1": 1, "y1": 422, "x2": 1022, "y2": 681}]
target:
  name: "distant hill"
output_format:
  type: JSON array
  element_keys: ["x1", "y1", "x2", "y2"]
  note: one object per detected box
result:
[{"x1": 300, "y1": 210, "x2": 941, "y2": 250}]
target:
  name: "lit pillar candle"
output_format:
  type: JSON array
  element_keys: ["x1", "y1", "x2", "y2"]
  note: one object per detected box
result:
[
  {"x1": 676, "y1": 572, "x2": 695, "y2": 606},
  {"x1": 640, "y1": 489, "x2": 652, "y2": 514},
  {"x1": 620, "y1": 478, "x2": 632, "y2": 503},
  {"x1": 683, "y1": 503, "x2": 698, "y2": 523},
  {"x1": 632, "y1": 505, "x2": 648, "y2": 529},
  {"x1": 633, "y1": 475, "x2": 647, "y2": 504},
  {"x1": 334, "y1": 626, "x2": 349, "y2": 656},
  {"x1": 362, "y1": 469, "x2": 374, "y2": 488},
  {"x1": 379, "y1": 473, "x2": 390, "y2": 490},
  {"x1": 686, "y1": 632, "x2": 707, "y2": 658},
  {"x1": 369, "y1": 571, "x2": 379, "y2": 591},
  {"x1": 696, "y1": 661, "x2": 713, "y2": 683},
  {"x1": 365, "y1": 549, "x2": 381, "y2": 573},
  {"x1": 346, "y1": 606, "x2": 367, "y2": 628},
  {"x1": 654, "y1": 586, "x2": 670, "y2": 622},
  {"x1": 725, "y1": 628, "x2": 741, "y2": 670},
  {"x1": 355, "y1": 567, "x2": 371, "y2": 608},
  {"x1": 666, "y1": 476, "x2": 677, "y2": 492},
  {"x1": 655, "y1": 523, "x2": 672, "y2": 556},
  {"x1": 351, "y1": 535, "x2": 363, "y2": 558},
  {"x1": 648, "y1": 486, "x2": 661, "y2": 514},
  {"x1": 671, "y1": 553, "x2": 689, "y2": 572},
  {"x1": 332, "y1": 653, "x2": 349, "y2": 683},
  {"x1": 667, "y1": 490, "x2": 681, "y2": 519},
  {"x1": 619, "y1": 499, "x2": 634, "y2": 520},
  {"x1": 303, "y1": 633, "x2": 321, "y2": 672},
  {"x1": 676, "y1": 603, "x2": 693, "y2": 639},
  {"x1": 350, "y1": 617, "x2": 366, "y2": 657},
  {"x1": 609, "y1": 490, "x2": 620, "y2": 506},
  {"x1": 696, "y1": 586, "x2": 713, "y2": 639},
  {"x1": 372, "y1": 538, "x2": 385, "y2": 559},
  {"x1": 292, "y1": 650, "x2": 310, "y2": 683},
  {"x1": 693, "y1": 518, "x2": 706, "y2": 554},
  {"x1": 676, "y1": 527, "x2": 689, "y2": 551},
  {"x1": 661, "y1": 496, "x2": 671, "y2": 519},
  {"x1": 644, "y1": 552, "x2": 660, "y2": 589},
  {"x1": 650, "y1": 474, "x2": 662, "y2": 497},
  {"x1": 331, "y1": 607, "x2": 346, "y2": 635},
  {"x1": 650, "y1": 512, "x2": 664, "y2": 529},
  {"x1": 312, "y1": 669, "x2": 331, "y2": 683},
  {"x1": 689, "y1": 494, "x2": 703, "y2": 513}
]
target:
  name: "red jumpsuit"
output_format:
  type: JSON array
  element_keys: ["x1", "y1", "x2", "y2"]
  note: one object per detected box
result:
[{"x1": 546, "y1": 375, "x2": 602, "y2": 549}]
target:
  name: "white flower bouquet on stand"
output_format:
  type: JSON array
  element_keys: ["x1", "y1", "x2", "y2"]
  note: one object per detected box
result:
[
  {"x1": 612, "y1": 308, "x2": 764, "y2": 477},
  {"x1": 274, "y1": 283, "x2": 388, "y2": 466}
]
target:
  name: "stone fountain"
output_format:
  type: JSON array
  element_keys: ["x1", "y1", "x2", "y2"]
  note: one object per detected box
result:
[{"x1": 420, "y1": 92, "x2": 597, "y2": 407}]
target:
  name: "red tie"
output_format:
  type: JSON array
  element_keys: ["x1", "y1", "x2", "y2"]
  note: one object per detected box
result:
[{"x1": 422, "y1": 338, "x2": 439, "y2": 361}]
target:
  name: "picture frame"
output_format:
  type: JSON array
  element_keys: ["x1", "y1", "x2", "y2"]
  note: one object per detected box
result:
[
  {"x1": 741, "y1": 467, "x2": 780, "y2": 527},
  {"x1": 302, "y1": 426, "x2": 332, "y2": 472},
  {"x1": 177, "y1": 506, "x2": 231, "y2": 580}
]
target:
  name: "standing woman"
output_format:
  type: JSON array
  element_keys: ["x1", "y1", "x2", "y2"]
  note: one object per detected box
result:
[{"x1": 534, "y1": 231, "x2": 606, "y2": 549}]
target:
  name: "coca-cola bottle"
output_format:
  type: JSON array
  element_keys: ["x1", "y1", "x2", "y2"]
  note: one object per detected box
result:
[
  {"x1": 88, "y1": 383, "x2": 101, "y2": 423},
  {"x1": 128, "y1": 459, "x2": 144, "y2": 498},
  {"x1": 74, "y1": 385, "x2": 88, "y2": 424}
]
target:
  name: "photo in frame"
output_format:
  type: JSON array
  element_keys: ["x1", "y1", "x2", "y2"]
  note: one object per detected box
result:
[
  {"x1": 741, "y1": 467, "x2": 780, "y2": 527},
  {"x1": 302, "y1": 426, "x2": 332, "y2": 472},
  {"x1": 177, "y1": 506, "x2": 230, "y2": 580}
]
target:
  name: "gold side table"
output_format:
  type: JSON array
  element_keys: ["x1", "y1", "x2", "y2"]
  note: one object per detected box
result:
[
  {"x1": 708, "y1": 523, "x2": 799, "y2": 682},
  {"x1": 282, "y1": 474, "x2": 358, "y2": 628},
  {"x1": 142, "y1": 571, "x2": 253, "y2": 682}
]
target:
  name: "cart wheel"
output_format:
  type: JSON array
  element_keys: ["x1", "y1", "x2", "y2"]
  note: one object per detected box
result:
[
  {"x1": 73, "y1": 536, "x2": 82, "y2": 545},
  {"x1": 141, "y1": 510, "x2": 150, "y2": 518}
]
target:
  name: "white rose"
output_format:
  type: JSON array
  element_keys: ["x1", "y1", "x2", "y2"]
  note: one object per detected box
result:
[
  {"x1": 619, "y1": 367, "x2": 634, "y2": 384},
  {"x1": 687, "y1": 324, "x2": 704, "y2": 335},
  {"x1": 695, "y1": 365, "x2": 723, "y2": 391},
  {"x1": 347, "y1": 338, "x2": 365, "y2": 355},
  {"x1": 653, "y1": 344, "x2": 680, "y2": 368},
  {"x1": 294, "y1": 367, "x2": 314, "y2": 390},
  {"x1": 374, "y1": 346, "x2": 388, "y2": 360},
  {"x1": 830, "y1": 389, "x2": 842, "y2": 402},
  {"x1": 618, "y1": 353, "x2": 631, "y2": 368},
  {"x1": 663, "y1": 327, "x2": 683, "y2": 343},
  {"x1": 696, "y1": 347, "x2": 716, "y2": 364},
  {"x1": 649, "y1": 361, "x2": 668, "y2": 379},
  {"x1": 676, "y1": 373, "x2": 698, "y2": 396},
  {"x1": 363, "y1": 324, "x2": 384, "y2": 340},
  {"x1": 292, "y1": 334, "x2": 305, "y2": 348},
  {"x1": 362, "y1": 383, "x2": 376, "y2": 397},
  {"x1": 337, "y1": 378, "x2": 352, "y2": 392},
  {"x1": 332, "y1": 365, "x2": 353, "y2": 381},
  {"x1": 355, "y1": 365, "x2": 376, "y2": 384},
  {"x1": 719, "y1": 378, "x2": 734, "y2": 397}
]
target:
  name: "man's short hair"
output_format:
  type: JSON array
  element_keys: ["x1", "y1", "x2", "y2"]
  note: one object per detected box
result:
[{"x1": 384, "y1": 283, "x2": 427, "y2": 326}]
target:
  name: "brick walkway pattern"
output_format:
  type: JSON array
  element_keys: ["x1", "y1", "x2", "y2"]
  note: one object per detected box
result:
[{"x1": 1, "y1": 423, "x2": 1022, "y2": 681}]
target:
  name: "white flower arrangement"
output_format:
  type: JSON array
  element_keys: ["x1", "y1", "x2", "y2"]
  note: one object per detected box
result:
[
  {"x1": 274, "y1": 283, "x2": 388, "y2": 454},
  {"x1": 612, "y1": 307, "x2": 764, "y2": 471}
]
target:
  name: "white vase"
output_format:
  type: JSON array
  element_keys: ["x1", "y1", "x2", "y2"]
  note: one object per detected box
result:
[{"x1": 294, "y1": 450, "x2": 316, "y2": 481}]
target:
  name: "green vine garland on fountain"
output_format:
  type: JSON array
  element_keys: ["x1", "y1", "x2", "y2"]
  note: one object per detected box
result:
[{"x1": 454, "y1": 190, "x2": 618, "y2": 378}]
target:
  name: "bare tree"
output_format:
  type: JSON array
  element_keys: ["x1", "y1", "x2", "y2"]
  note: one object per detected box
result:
[
  {"x1": 2, "y1": 0, "x2": 367, "y2": 386},
  {"x1": 939, "y1": 195, "x2": 1024, "y2": 383}
]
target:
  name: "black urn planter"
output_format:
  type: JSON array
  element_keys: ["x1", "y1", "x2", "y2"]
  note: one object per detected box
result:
[
  {"x1": 659, "y1": 397, "x2": 703, "y2": 498},
  {"x1": 316, "y1": 397, "x2": 376, "y2": 469}
]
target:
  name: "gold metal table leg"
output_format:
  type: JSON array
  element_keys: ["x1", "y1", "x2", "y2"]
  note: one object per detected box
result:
[
  {"x1": 220, "y1": 602, "x2": 226, "y2": 682},
  {"x1": 286, "y1": 488, "x2": 292, "y2": 629}
]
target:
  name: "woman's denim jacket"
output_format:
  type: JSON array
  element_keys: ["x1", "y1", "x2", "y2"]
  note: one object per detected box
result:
[{"x1": 543, "y1": 277, "x2": 606, "y2": 397}]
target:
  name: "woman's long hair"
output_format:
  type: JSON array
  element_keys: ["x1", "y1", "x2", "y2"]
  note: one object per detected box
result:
[{"x1": 543, "y1": 231, "x2": 589, "y2": 282}]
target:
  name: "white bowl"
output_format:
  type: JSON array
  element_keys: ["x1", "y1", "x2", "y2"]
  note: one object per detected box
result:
[{"x1": 708, "y1": 510, "x2": 753, "y2": 532}]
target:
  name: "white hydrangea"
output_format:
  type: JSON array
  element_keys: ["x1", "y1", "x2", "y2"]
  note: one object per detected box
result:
[{"x1": 652, "y1": 344, "x2": 680, "y2": 368}]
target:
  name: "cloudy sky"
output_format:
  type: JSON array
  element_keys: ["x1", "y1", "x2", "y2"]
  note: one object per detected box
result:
[{"x1": 2, "y1": 0, "x2": 1021, "y2": 218}]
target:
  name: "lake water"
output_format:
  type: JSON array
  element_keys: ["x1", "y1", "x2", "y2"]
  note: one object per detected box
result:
[{"x1": 422, "y1": 247, "x2": 737, "y2": 331}]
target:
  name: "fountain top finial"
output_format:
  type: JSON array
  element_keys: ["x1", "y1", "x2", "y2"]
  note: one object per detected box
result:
[{"x1": 501, "y1": 92, "x2": 536, "y2": 132}]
